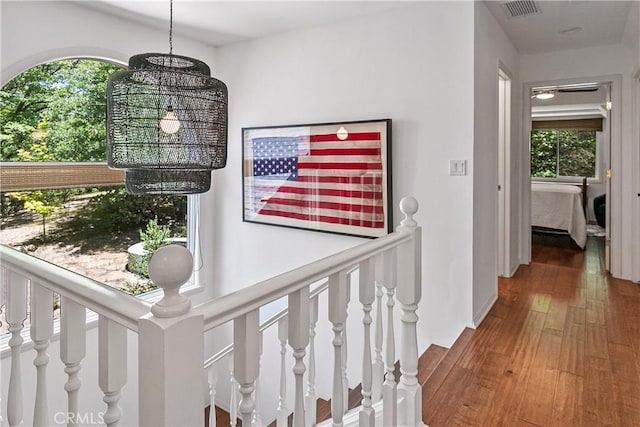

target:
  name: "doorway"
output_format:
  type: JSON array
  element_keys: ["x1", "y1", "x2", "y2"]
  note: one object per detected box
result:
[{"x1": 524, "y1": 77, "x2": 615, "y2": 269}]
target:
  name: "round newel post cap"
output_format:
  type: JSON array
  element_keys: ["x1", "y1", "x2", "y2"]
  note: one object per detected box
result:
[
  {"x1": 149, "y1": 244, "x2": 193, "y2": 318},
  {"x1": 400, "y1": 196, "x2": 419, "y2": 228}
]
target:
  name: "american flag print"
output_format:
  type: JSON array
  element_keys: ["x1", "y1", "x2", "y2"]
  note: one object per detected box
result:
[{"x1": 244, "y1": 124, "x2": 389, "y2": 237}]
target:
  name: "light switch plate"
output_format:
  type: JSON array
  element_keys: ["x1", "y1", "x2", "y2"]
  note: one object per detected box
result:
[{"x1": 450, "y1": 160, "x2": 466, "y2": 176}]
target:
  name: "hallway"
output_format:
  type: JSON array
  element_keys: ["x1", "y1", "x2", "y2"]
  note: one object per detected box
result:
[{"x1": 422, "y1": 236, "x2": 640, "y2": 426}]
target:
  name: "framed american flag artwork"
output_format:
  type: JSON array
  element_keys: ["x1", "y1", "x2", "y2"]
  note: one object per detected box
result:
[{"x1": 242, "y1": 119, "x2": 392, "y2": 238}]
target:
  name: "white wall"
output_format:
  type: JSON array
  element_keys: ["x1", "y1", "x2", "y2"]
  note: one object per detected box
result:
[
  {"x1": 520, "y1": 44, "x2": 638, "y2": 280},
  {"x1": 207, "y1": 1, "x2": 475, "y2": 352},
  {"x1": 0, "y1": 2, "x2": 218, "y2": 425},
  {"x1": 472, "y1": 2, "x2": 521, "y2": 324}
]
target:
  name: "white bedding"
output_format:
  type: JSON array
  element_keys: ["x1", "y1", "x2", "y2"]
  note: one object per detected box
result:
[{"x1": 531, "y1": 183, "x2": 587, "y2": 248}]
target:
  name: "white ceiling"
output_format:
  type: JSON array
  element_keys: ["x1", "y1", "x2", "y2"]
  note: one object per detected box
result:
[
  {"x1": 484, "y1": 0, "x2": 635, "y2": 54},
  {"x1": 80, "y1": 1, "x2": 407, "y2": 47},
  {"x1": 81, "y1": 0, "x2": 635, "y2": 53}
]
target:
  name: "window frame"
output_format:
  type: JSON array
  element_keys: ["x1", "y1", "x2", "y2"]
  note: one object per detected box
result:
[{"x1": 530, "y1": 128, "x2": 604, "y2": 184}]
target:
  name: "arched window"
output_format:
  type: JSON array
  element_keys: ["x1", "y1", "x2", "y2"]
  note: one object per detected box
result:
[{"x1": 0, "y1": 58, "x2": 192, "y2": 297}]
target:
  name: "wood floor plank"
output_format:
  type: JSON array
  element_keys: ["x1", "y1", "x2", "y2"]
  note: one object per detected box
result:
[
  {"x1": 551, "y1": 371, "x2": 584, "y2": 427},
  {"x1": 605, "y1": 293, "x2": 632, "y2": 346},
  {"x1": 417, "y1": 344, "x2": 449, "y2": 386},
  {"x1": 585, "y1": 297, "x2": 606, "y2": 324},
  {"x1": 448, "y1": 351, "x2": 508, "y2": 426},
  {"x1": 583, "y1": 356, "x2": 619, "y2": 426},
  {"x1": 585, "y1": 323, "x2": 609, "y2": 360},
  {"x1": 608, "y1": 342, "x2": 640, "y2": 421},
  {"x1": 421, "y1": 328, "x2": 475, "y2": 403},
  {"x1": 483, "y1": 311, "x2": 547, "y2": 425},
  {"x1": 558, "y1": 306, "x2": 585, "y2": 376},
  {"x1": 517, "y1": 328, "x2": 562, "y2": 426},
  {"x1": 545, "y1": 298, "x2": 568, "y2": 331}
]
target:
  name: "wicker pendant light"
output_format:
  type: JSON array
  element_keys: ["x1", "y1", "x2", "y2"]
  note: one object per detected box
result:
[
  {"x1": 106, "y1": 0, "x2": 227, "y2": 195},
  {"x1": 125, "y1": 169, "x2": 211, "y2": 195}
]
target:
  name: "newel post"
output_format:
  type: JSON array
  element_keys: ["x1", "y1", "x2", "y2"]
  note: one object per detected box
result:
[
  {"x1": 395, "y1": 197, "x2": 423, "y2": 427},
  {"x1": 138, "y1": 245, "x2": 204, "y2": 427}
]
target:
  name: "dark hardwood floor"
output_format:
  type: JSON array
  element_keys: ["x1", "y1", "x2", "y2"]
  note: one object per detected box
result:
[{"x1": 423, "y1": 236, "x2": 640, "y2": 426}]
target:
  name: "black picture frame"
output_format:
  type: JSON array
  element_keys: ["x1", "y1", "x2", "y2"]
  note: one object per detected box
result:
[{"x1": 242, "y1": 119, "x2": 392, "y2": 238}]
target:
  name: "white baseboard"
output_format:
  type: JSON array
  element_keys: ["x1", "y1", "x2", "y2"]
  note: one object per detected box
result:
[{"x1": 470, "y1": 293, "x2": 498, "y2": 329}]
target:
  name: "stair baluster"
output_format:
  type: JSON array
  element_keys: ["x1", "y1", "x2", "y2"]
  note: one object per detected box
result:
[
  {"x1": 276, "y1": 317, "x2": 289, "y2": 426},
  {"x1": 382, "y1": 248, "x2": 398, "y2": 427},
  {"x1": 234, "y1": 309, "x2": 260, "y2": 427},
  {"x1": 99, "y1": 316, "x2": 127, "y2": 427},
  {"x1": 288, "y1": 287, "x2": 310, "y2": 427},
  {"x1": 252, "y1": 328, "x2": 264, "y2": 427},
  {"x1": 358, "y1": 258, "x2": 376, "y2": 426},
  {"x1": 342, "y1": 277, "x2": 350, "y2": 414},
  {"x1": 229, "y1": 356, "x2": 238, "y2": 427},
  {"x1": 396, "y1": 197, "x2": 422, "y2": 427},
  {"x1": 305, "y1": 296, "x2": 318, "y2": 426},
  {"x1": 6, "y1": 271, "x2": 27, "y2": 427},
  {"x1": 60, "y1": 297, "x2": 86, "y2": 425},
  {"x1": 30, "y1": 282, "x2": 53, "y2": 426},
  {"x1": 329, "y1": 271, "x2": 347, "y2": 427},
  {"x1": 371, "y1": 256, "x2": 384, "y2": 403},
  {"x1": 207, "y1": 364, "x2": 218, "y2": 427}
]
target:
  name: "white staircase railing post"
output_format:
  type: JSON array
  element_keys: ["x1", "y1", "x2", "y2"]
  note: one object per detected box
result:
[
  {"x1": 288, "y1": 287, "x2": 310, "y2": 427},
  {"x1": 230, "y1": 356, "x2": 238, "y2": 427},
  {"x1": 6, "y1": 271, "x2": 27, "y2": 427},
  {"x1": 60, "y1": 297, "x2": 86, "y2": 425},
  {"x1": 359, "y1": 258, "x2": 376, "y2": 427},
  {"x1": 382, "y1": 248, "x2": 398, "y2": 427},
  {"x1": 252, "y1": 331, "x2": 264, "y2": 427},
  {"x1": 306, "y1": 296, "x2": 318, "y2": 426},
  {"x1": 30, "y1": 281, "x2": 53, "y2": 427},
  {"x1": 329, "y1": 271, "x2": 348, "y2": 427},
  {"x1": 342, "y1": 277, "x2": 350, "y2": 414},
  {"x1": 207, "y1": 365, "x2": 218, "y2": 427},
  {"x1": 371, "y1": 256, "x2": 384, "y2": 403},
  {"x1": 138, "y1": 245, "x2": 204, "y2": 427},
  {"x1": 396, "y1": 197, "x2": 423, "y2": 427},
  {"x1": 99, "y1": 316, "x2": 127, "y2": 427},
  {"x1": 233, "y1": 309, "x2": 260, "y2": 427},
  {"x1": 277, "y1": 316, "x2": 289, "y2": 427}
]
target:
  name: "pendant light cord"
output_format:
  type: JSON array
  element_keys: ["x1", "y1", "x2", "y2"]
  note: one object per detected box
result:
[{"x1": 169, "y1": 0, "x2": 174, "y2": 56}]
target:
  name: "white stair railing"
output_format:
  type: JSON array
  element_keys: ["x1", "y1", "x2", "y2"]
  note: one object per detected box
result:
[
  {"x1": 200, "y1": 196, "x2": 422, "y2": 427},
  {"x1": 1, "y1": 196, "x2": 422, "y2": 427},
  {"x1": 0, "y1": 244, "x2": 203, "y2": 427}
]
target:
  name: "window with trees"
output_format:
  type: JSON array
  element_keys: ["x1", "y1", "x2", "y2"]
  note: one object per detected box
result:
[
  {"x1": 530, "y1": 118, "x2": 602, "y2": 180},
  {"x1": 0, "y1": 59, "x2": 190, "y2": 298}
]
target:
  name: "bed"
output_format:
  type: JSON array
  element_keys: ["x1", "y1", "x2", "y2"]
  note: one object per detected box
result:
[{"x1": 531, "y1": 182, "x2": 587, "y2": 249}]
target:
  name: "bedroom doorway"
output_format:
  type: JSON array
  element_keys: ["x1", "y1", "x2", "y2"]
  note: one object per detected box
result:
[
  {"x1": 498, "y1": 68, "x2": 511, "y2": 277},
  {"x1": 526, "y1": 78, "x2": 612, "y2": 270}
]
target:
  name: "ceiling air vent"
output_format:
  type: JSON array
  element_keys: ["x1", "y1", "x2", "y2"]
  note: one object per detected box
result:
[{"x1": 501, "y1": 0, "x2": 541, "y2": 18}]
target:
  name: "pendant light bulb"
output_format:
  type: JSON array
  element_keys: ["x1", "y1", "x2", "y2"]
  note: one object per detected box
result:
[
  {"x1": 160, "y1": 106, "x2": 181, "y2": 134},
  {"x1": 336, "y1": 126, "x2": 349, "y2": 141}
]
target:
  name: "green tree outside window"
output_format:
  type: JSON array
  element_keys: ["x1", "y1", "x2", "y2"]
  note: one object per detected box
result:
[{"x1": 531, "y1": 129, "x2": 596, "y2": 179}]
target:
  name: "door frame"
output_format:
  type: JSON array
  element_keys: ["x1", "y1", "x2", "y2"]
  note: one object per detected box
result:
[
  {"x1": 498, "y1": 66, "x2": 512, "y2": 277},
  {"x1": 633, "y1": 68, "x2": 640, "y2": 283}
]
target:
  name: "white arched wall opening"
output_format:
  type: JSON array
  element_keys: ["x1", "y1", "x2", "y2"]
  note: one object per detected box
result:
[{"x1": 1, "y1": 49, "x2": 127, "y2": 87}]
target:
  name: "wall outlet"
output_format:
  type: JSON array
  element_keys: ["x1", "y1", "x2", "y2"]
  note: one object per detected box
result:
[{"x1": 450, "y1": 160, "x2": 466, "y2": 176}]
